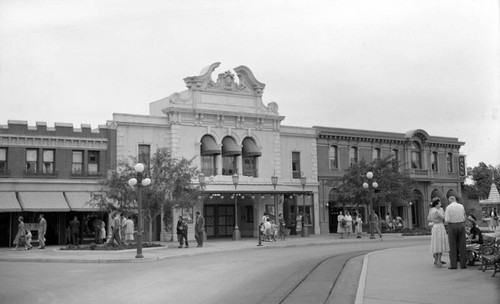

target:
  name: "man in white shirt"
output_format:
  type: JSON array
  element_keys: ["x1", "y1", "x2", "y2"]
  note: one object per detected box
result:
[{"x1": 444, "y1": 196, "x2": 467, "y2": 269}]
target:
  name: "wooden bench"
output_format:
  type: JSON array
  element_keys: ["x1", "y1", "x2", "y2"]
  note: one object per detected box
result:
[{"x1": 479, "y1": 237, "x2": 500, "y2": 277}]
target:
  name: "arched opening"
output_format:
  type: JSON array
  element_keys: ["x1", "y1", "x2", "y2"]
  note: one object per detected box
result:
[
  {"x1": 242, "y1": 137, "x2": 261, "y2": 177},
  {"x1": 221, "y1": 136, "x2": 241, "y2": 176},
  {"x1": 200, "y1": 135, "x2": 220, "y2": 176}
]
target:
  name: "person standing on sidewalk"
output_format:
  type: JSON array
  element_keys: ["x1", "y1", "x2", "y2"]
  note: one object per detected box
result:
[
  {"x1": 12, "y1": 216, "x2": 28, "y2": 250},
  {"x1": 337, "y1": 211, "x2": 345, "y2": 238},
  {"x1": 427, "y1": 197, "x2": 448, "y2": 268},
  {"x1": 37, "y1": 214, "x2": 47, "y2": 249},
  {"x1": 195, "y1": 211, "x2": 205, "y2": 247},
  {"x1": 123, "y1": 216, "x2": 135, "y2": 246},
  {"x1": 371, "y1": 211, "x2": 382, "y2": 238},
  {"x1": 344, "y1": 211, "x2": 353, "y2": 238},
  {"x1": 70, "y1": 216, "x2": 80, "y2": 245},
  {"x1": 278, "y1": 213, "x2": 287, "y2": 241},
  {"x1": 109, "y1": 212, "x2": 122, "y2": 246},
  {"x1": 444, "y1": 196, "x2": 467, "y2": 269},
  {"x1": 177, "y1": 216, "x2": 189, "y2": 248}
]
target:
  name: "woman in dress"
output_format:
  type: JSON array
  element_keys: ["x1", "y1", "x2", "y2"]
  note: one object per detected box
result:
[
  {"x1": 123, "y1": 216, "x2": 135, "y2": 245},
  {"x1": 490, "y1": 208, "x2": 498, "y2": 232},
  {"x1": 427, "y1": 197, "x2": 448, "y2": 267},
  {"x1": 344, "y1": 211, "x2": 353, "y2": 238},
  {"x1": 13, "y1": 216, "x2": 27, "y2": 250},
  {"x1": 355, "y1": 211, "x2": 363, "y2": 238},
  {"x1": 278, "y1": 213, "x2": 287, "y2": 241},
  {"x1": 337, "y1": 211, "x2": 345, "y2": 239}
]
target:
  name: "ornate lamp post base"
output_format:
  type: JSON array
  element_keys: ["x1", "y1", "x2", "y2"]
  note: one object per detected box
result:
[{"x1": 232, "y1": 227, "x2": 241, "y2": 241}]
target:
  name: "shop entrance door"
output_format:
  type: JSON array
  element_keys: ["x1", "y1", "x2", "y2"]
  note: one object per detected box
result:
[
  {"x1": 204, "y1": 205, "x2": 235, "y2": 238},
  {"x1": 329, "y1": 206, "x2": 343, "y2": 233}
]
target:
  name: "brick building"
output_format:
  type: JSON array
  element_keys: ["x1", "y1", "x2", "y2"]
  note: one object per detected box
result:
[{"x1": 0, "y1": 120, "x2": 116, "y2": 247}]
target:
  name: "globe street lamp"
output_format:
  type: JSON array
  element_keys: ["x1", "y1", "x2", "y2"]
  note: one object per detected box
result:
[
  {"x1": 128, "y1": 163, "x2": 151, "y2": 258},
  {"x1": 363, "y1": 171, "x2": 378, "y2": 240},
  {"x1": 232, "y1": 174, "x2": 241, "y2": 241},
  {"x1": 269, "y1": 174, "x2": 278, "y2": 246},
  {"x1": 300, "y1": 175, "x2": 307, "y2": 237}
]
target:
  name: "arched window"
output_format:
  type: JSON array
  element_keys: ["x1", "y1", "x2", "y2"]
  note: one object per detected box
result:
[
  {"x1": 329, "y1": 145, "x2": 338, "y2": 170},
  {"x1": 200, "y1": 135, "x2": 220, "y2": 176},
  {"x1": 242, "y1": 137, "x2": 261, "y2": 177},
  {"x1": 411, "y1": 141, "x2": 421, "y2": 169},
  {"x1": 349, "y1": 147, "x2": 358, "y2": 166},
  {"x1": 222, "y1": 136, "x2": 241, "y2": 176},
  {"x1": 431, "y1": 151, "x2": 438, "y2": 172},
  {"x1": 446, "y1": 153, "x2": 453, "y2": 172}
]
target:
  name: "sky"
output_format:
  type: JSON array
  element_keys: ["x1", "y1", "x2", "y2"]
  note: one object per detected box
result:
[{"x1": 0, "y1": 0, "x2": 499, "y2": 168}]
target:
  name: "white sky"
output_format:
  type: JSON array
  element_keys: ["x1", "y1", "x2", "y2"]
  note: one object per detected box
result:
[{"x1": 0, "y1": 0, "x2": 499, "y2": 168}]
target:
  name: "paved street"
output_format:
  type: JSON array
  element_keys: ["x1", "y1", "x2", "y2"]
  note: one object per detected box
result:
[{"x1": 0, "y1": 236, "x2": 425, "y2": 304}]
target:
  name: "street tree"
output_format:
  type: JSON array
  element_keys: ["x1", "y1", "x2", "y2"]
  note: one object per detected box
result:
[
  {"x1": 91, "y1": 147, "x2": 200, "y2": 243},
  {"x1": 467, "y1": 162, "x2": 500, "y2": 200},
  {"x1": 337, "y1": 156, "x2": 415, "y2": 211}
]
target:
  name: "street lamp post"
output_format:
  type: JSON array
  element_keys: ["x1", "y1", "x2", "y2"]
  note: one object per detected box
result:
[
  {"x1": 128, "y1": 163, "x2": 151, "y2": 258},
  {"x1": 363, "y1": 171, "x2": 378, "y2": 240},
  {"x1": 300, "y1": 175, "x2": 307, "y2": 237},
  {"x1": 270, "y1": 174, "x2": 278, "y2": 245},
  {"x1": 232, "y1": 174, "x2": 241, "y2": 241}
]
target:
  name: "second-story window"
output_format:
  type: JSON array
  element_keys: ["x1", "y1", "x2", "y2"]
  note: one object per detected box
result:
[
  {"x1": 0, "y1": 148, "x2": 7, "y2": 173},
  {"x1": 26, "y1": 149, "x2": 38, "y2": 173},
  {"x1": 138, "y1": 144, "x2": 151, "y2": 169},
  {"x1": 411, "y1": 141, "x2": 422, "y2": 169},
  {"x1": 431, "y1": 151, "x2": 438, "y2": 172},
  {"x1": 72, "y1": 151, "x2": 83, "y2": 175},
  {"x1": 242, "y1": 138, "x2": 260, "y2": 177},
  {"x1": 349, "y1": 147, "x2": 358, "y2": 166},
  {"x1": 372, "y1": 148, "x2": 381, "y2": 161},
  {"x1": 88, "y1": 151, "x2": 99, "y2": 175},
  {"x1": 200, "y1": 135, "x2": 220, "y2": 176},
  {"x1": 292, "y1": 152, "x2": 301, "y2": 178},
  {"x1": 329, "y1": 145, "x2": 338, "y2": 170},
  {"x1": 447, "y1": 153, "x2": 453, "y2": 173},
  {"x1": 42, "y1": 150, "x2": 55, "y2": 174},
  {"x1": 222, "y1": 137, "x2": 240, "y2": 176}
]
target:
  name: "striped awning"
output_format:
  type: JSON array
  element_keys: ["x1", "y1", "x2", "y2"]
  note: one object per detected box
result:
[
  {"x1": 222, "y1": 137, "x2": 241, "y2": 156},
  {"x1": 201, "y1": 136, "x2": 221, "y2": 155},
  {"x1": 242, "y1": 138, "x2": 261, "y2": 157},
  {"x1": 18, "y1": 192, "x2": 70, "y2": 212},
  {"x1": 65, "y1": 192, "x2": 98, "y2": 211},
  {"x1": 0, "y1": 192, "x2": 22, "y2": 212}
]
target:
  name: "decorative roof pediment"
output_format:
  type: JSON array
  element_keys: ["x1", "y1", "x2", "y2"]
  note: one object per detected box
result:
[
  {"x1": 404, "y1": 129, "x2": 430, "y2": 141},
  {"x1": 183, "y1": 62, "x2": 265, "y2": 97}
]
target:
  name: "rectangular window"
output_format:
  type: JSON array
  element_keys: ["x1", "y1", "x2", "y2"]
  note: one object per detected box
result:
[
  {"x1": 242, "y1": 157, "x2": 257, "y2": 177},
  {"x1": 411, "y1": 151, "x2": 421, "y2": 169},
  {"x1": 349, "y1": 147, "x2": 358, "y2": 166},
  {"x1": 329, "y1": 146, "x2": 338, "y2": 170},
  {"x1": 138, "y1": 144, "x2": 151, "y2": 169},
  {"x1": 42, "y1": 150, "x2": 55, "y2": 174},
  {"x1": 26, "y1": 149, "x2": 38, "y2": 173},
  {"x1": 292, "y1": 152, "x2": 301, "y2": 179},
  {"x1": 72, "y1": 151, "x2": 83, "y2": 175},
  {"x1": 431, "y1": 152, "x2": 438, "y2": 172},
  {"x1": 447, "y1": 153, "x2": 453, "y2": 172},
  {"x1": 0, "y1": 148, "x2": 6, "y2": 173},
  {"x1": 201, "y1": 155, "x2": 217, "y2": 176},
  {"x1": 372, "y1": 148, "x2": 381, "y2": 161},
  {"x1": 222, "y1": 156, "x2": 237, "y2": 176},
  {"x1": 88, "y1": 151, "x2": 99, "y2": 175}
]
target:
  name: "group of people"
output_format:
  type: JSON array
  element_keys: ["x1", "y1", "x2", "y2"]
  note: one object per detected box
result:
[
  {"x1": 107, "y1": 212, "x2": 136, "y2": 246},
  {"x1": 259, "y1": 212, "x2": 288, "y2": 242},
  {"x1": 428, "y1": 195, "x2": 483, "y2": 269},
  {"x1": 176, "y1": 211, "x2": 205, "y2": 248},
  {"x1": 337, "y1": 210, "x2": 369, "y2": 239},
  {"x1": 12, "y1": 214, "x2": 47, "y2": 250}
]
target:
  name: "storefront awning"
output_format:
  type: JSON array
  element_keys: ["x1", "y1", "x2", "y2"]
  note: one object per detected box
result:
[
  {"x1": 65, "y1": 192, "x2": 99, "y2": 211},
  {"x1": 201, "y1": 184, "x2": 313, "y2": 194},
  {"x1": 201, "y1": 136, "x2": 221, "y2": 155},
  {"x1": 18, "y1": 192, "x2": 70, "y2": 212},
  {"x1": 0, "y1": 192, "x2": 22, "y2": 212},
  {"x1": 242, "y1": 138, "x2": 261, "y2": 157},
  {"x1": 222, "y1": 137, "x2": 241, "y2": 156}
]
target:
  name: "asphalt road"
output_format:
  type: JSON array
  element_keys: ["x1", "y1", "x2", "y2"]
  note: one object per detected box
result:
[{"x1": 0, "y1": 239, "x2": 428, "y2": 304}]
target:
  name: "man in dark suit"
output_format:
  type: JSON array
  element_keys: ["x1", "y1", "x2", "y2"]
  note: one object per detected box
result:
[
  {"x1": 195, "y1": 211, "x2": 205, "y2": 247},
  {"x1": 69, "y1": 216, "x2": 80, "y2": 245}
]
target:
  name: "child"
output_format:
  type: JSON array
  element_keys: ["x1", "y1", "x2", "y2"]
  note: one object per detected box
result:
[
  {"x1": 25, "y1": 230, "x2": 33, "y2": 250},
  {"x1": 271, "y1": 220, "x2": 278, "y2": 242}
]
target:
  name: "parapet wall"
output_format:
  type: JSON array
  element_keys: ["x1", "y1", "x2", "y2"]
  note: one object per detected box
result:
[{"x1": 0, "y1": 120, "x2": 116, "y2": 138}]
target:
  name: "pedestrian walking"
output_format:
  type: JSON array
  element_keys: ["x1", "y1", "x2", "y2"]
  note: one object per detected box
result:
[
  {"x1": 37, "y1": 214, "x2": 47, "y2": 249},
  {"x1": 109, "y1": 212, "x2": 122, "y2": 246},
  {"x1": 371, "y1": 211, "x2": 382, "y2": 238},
  {"x1": 176, "y1": 216, "x2": 189, "y2": 248},
  {"x1": 354, "y1": 211, "x2": 363, "y2": 238},
  {"x1": 337, "y1": 211, "x2": 345, "y2": 238},
  {"x1": 444, "y1": 196, "x2": 467, "y2": 269},
  {"x1": 25, "y1": 229, "x2": 33, "y2": 250},
  {"x1": 12, "y1": 216, "x2": 28, "y2": 250},
  {"x1": 278, "y1": 213, "x2": 287, "y2": 241},
  {"x1": 296, "y1": 212, "x2": 303, "y2": 235},
  {"x1": 123, "y1": 216, "x2": 135, "y2": 245},
  {"x1": 264, "y1": 218, "x2": 272, "y2": 242},
  {"x1": 271, "y1": 220, "x2": 278, "y2": 241},
  {"x1": 427, "y1": 197, "x2": 448, "y2": 268},
  {"x1": 344, "y1": 211, "x2": 353, "y2": 238},
  {"x1": 70, "y1": 216, "x2": 80, "y2": 245},
  {"x1": 195, "y1": 211, "x2": 205, "y2": 247}
]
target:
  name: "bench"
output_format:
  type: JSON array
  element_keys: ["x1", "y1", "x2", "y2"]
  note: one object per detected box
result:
[{"x1": 479, "y1": 236, "x2": 500, "y2": 277}]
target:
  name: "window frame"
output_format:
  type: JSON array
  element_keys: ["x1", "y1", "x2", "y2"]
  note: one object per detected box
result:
[
  {"x1": 431, "y1": 151, "x2": 438, "y2": 172},
  {"x1": 329, "y1": 145, "x2": 338, "y2": 170},
  {"x1": 138, "y1": 144, "x2": 151, "y2": 169},
  {"x1": 446, "y1": 153, "x2": 453, "y2": 173},
  {"x1": 87, "y1": 151, "x2": 99, "y2": 175},
  {"x1": 42, "y1": 149, "x2": 55, "y2": 174},
  {"x1": 0, "y1": 147, "x2": 7, "y2": 173},
  {"x1": 292, "y1": 151, "x2": 301, "y2": 179},
  {"x1": 72, "y1": 150, "x2": 83, "y2": 175},
  {"x1": 26, "y1": 149, "x2": 38, "y2": 174},
  {"x1": 201, "y1": 155, "x2": 217, "y2": 176},
  {"x1": 349, "y1": 147, "x2": 358, "y2": 167},
  {"x1": 411, "y1": 142, "x2": 421, "y2": 169}
]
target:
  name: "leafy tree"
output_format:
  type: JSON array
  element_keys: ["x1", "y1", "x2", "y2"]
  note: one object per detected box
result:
[
  {"x1": 467, "y1": 162, "x2": 500, "y2": 200},
  {"x1": 337, "y1": 156, "x2": 415, "y2": 209},
  {"x1": 91, "y1": 147, "x2": 200, "y2": 243}
]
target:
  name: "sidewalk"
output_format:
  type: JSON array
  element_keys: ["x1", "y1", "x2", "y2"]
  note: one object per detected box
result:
[{"x1": 356, "y1": 243, "x2": 500, "y2": 304}]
